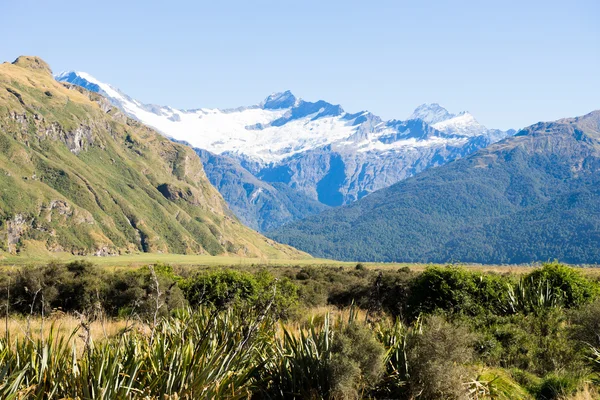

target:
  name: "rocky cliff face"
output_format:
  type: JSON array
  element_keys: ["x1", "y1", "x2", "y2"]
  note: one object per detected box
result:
[
  {"x1": 0, "y1": 56, "x2": 305, "y2": 258},
  {"x1": 196, "y1": 149, "x2": 329, "y2": 231}
]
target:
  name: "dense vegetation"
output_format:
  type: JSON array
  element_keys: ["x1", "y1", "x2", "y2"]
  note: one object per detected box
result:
[
  {"x1": 0, "y1": 56, "x2": 300, "y2": 258},
  {"x1": 269, "y1": 112, "x2": 600, "y2": 264},
  {"x1": 2, "y1": 261, "x2": 600, "y2": 398}
]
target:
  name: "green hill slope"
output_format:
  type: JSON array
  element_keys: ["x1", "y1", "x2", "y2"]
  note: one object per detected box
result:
[
  {"x1": 0, "y1": 56, "x2": 304, "y2": 259},
  {"x1": 269, "y1": 110, "x2": 600, "y2": 264}
]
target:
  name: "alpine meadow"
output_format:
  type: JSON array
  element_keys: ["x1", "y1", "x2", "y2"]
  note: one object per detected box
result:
[{"x1": 1, "y1": 1, "x2": 599, "y2": 399}]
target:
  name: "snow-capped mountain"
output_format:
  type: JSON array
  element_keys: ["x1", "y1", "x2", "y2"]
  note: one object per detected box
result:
[{"x1": 56, "y1": 71, "x2": 515, "y2": 231}]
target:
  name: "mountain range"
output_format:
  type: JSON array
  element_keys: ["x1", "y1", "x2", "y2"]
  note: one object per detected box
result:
[
  {"x1": 0, "y1": 56, "x2": 303, "y2": 258},
  {"x1": 56, "y1": 71, "x2": 515, "y2": 231},
  {"x1": 3, "y1": 58, "x2": 597, "y2": 264},
  {"x1": 269, "y1": 109, "x2": 600, "y2": 264}
]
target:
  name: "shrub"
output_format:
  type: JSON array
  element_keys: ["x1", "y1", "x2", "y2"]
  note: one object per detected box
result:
[
  {"x1": 182, "y1": 269, "x2": 259, "y2": 309},
  {"x1": 181, "y1": 269, "x2": 298, "y2": 318},
  {"x1": 259, "y1": 311, "x2": 385, "y2": 400},
  {"x1": 8, "y1": 261, "x2": 106, "y2": 315},
  {"x1": 0, "y1": 307, "x2": 273, "y2": 399},
  {"x1": 405, "y1": 315, "x2": 475, "y2": 399},
  {"x1": 513, "y1": 263, "x2": 599, "y2": 313},
  {"x1": 254, "y1": 269, "x2": 299, "y2": 318},
  {"x1": 104, "y1": 265, "x2": 186, "y2": 319},
  {"x1": 406, "y1": 266, "x2": 511, "y2": 320},
  {"x1": 328, "y1": 322, "x2": 385, "y2": 399},
  {"x1": 471, "y1": 309, "x2": 586, "y2": 376},
  {"x1": 570, "y1": 299, "x2": 600, "y2": 347},
  {"x1": 536, "y1": 373, "x2": 585, "y2": 400}
]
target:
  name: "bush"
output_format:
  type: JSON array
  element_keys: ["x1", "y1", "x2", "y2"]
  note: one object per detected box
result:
[
  {"x1": 260, "y1": 314, "x2": 384, "y2": 400},
  {"x1": 406, "y1": 266, "x2": 511, "y2": 320},
  {"x1": 570, "y1": 299, "x2": 600, "y2": 348},
  {"x1": 536, "y1": 373, "x2": 585, "y2": 400},
  {"x1": 513, "y1": 263, "x2": 599, "y2": 312},
  {"x1": 104, "y1": 264, "x2": 187, "y2": 319},
  {"x1": 470, "y1": 309, "x2": 586, "y2": 376},
  {"x1": 405, "y1": 315, "x2": 475, "y2": 399},
  {"x1": 181, "y1": 269, "x2": 298, "y2": 317},
  {"x1": 7, "y1": 261, "x2": 106, "y2": 315},
  {"x1": 328, "y1": 322, "x2": 385, "y2": 398},
  {"x1": 182, "y1": 269, "x2": 259, "y2": 309}
]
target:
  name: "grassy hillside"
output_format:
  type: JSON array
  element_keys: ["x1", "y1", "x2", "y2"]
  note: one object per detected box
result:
[
  {"x1": 0, "y1": 56, "x2": 305, "y2": 259},
  {"x1": 269, "y1": 111, "x2": 600, "y2": 264}
]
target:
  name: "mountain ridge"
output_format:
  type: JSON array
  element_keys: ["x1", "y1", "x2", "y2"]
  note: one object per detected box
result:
[{"x1": 56, "y1": 70, "x2": 516, "y2": 231}]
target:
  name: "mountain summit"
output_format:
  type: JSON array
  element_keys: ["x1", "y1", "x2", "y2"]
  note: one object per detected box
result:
[
  {"x1": 409, "y1": 103, "x2": 455, "y2": 124},
  {"x1": 56, "y1": 71, "x2": 509, "y2": 164},
  {"x1": 11, "y1": 56, "x2": 53, "y2": 74},
  {"x1": 261, "y1": 90, "x2": 298, "y2": 109}
]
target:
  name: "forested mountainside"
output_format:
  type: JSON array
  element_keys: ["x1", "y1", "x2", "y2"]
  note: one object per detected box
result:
[{"x1": 270, "y1": 110, "x2": 600, "y2": 264}]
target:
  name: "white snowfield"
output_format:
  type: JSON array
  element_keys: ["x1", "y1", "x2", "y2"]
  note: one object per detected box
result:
[{"x1": 55, "y1": 71, "x2": 509, "y2": 164}]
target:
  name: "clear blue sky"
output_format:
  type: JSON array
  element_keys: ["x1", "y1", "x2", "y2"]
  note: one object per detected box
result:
[{"x1": 2, "y1": 0, "x2": 598, "y2": 130}]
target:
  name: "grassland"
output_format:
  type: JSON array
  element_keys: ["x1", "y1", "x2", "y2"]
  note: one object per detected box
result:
[{"x1": 2, "y1": 249, "x2": 600, "y2": 277}]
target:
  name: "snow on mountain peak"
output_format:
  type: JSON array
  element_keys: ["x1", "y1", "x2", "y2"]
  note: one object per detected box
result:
[
  {"x1": 55, "y1": 72, "x2": 513, "y2": 163},
  {"x1": 432, "y1": 112, "x2": 487, "y2": 137},
  {"x1": 261, "y1": 90, "x2": 297, "y2": 109},
  {"x1": 56, "y1": 71, "x2": 124, "y2": 101},
  {"x1": 409, "y1": 103, "x2": 455, "y2": 125}
]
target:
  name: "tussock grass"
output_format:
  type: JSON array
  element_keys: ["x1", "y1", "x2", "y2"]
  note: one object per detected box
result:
[{"x1": 0, "y1": 314, "x2": 131, "y2": 348}]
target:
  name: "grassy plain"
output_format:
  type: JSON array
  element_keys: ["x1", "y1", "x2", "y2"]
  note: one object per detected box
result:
[{"x1": 1, "y1": 250, "x2": 599, "y2": 275}]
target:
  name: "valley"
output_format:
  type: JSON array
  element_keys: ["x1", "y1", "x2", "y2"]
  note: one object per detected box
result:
[
  {"x1": 1, "y1": 0, "x2": 598, "y2": 398},
  {"x1": 0, "y1": 52, "x2": 598, "y2": 400}
]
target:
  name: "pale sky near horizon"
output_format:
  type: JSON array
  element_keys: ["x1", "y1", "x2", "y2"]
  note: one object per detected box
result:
[{"x1": 2, "y1": 0, "x2": 598, "y2": 130}]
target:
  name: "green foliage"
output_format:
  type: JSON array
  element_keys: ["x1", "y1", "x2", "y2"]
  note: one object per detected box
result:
[
  {"x1": 104, "y1": 265, "x2": 187, "y2": 319},
  {"x1": 524, "y1": 262, "x2": 598, "y2": 309},
  {"x1": 470, "y1": 309, "x2": 586, "y2": 376},
  {"x1": 372, "y1": 318, "x2": 411, "y2": 398},
  {"x1": 328, "y1": 322, "x2": 385, "y2": 398},
  {"x1": 0, "y1": 262, "x2": 599, "y2": 398},
  {"x1": 0, "y1": 61, "x2": 297, "y2": 258},
  {"x1": 536, "y1": 373, "x2": 584, "y2": 400},
  {"x1": 406, "y1": 266, "x2": 512, "y2": 319},
  {"x1": 570, "y1": 299, "x2": 600, "y2": 348},
  {"x1": 8, "y1": 261, "x2": 106, "y2": 315},
  {"x1": 476, "y1": 368, "x2": 535, "y2": 400},
  {"x1": 260, "y1": 310, "x2": 384, "y2": 399},
  {"x1": 182, "y1": 269, "x2": 256, "y2": 309},
  {"x1": 0, "y1": 307, "x2": 273, "y2": 399},
  {"x1": 181, "y1": 269, "x2": 298, "y2": 318},
  {"x1": 515, "y1": 371, "x2": 588, "y2": 400}
]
